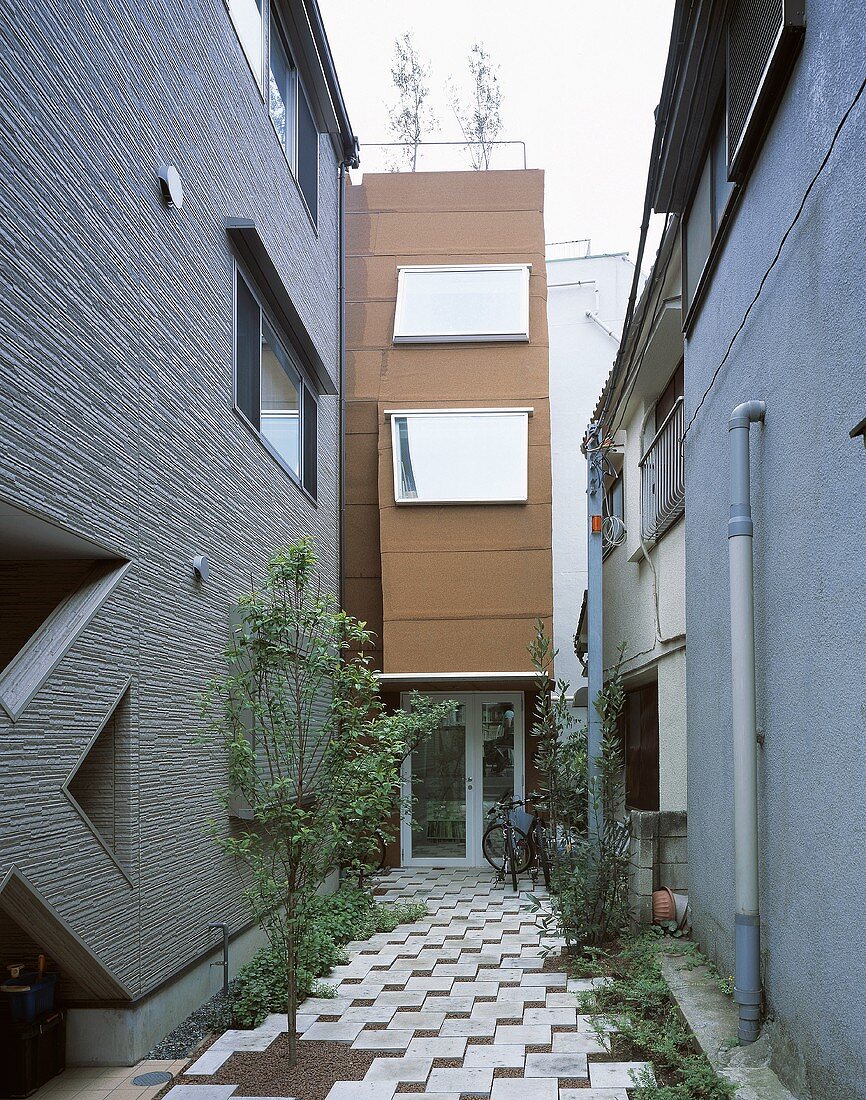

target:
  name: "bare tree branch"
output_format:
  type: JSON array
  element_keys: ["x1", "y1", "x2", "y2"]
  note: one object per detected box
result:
[
  {"x1": 449, "y1": 42, "x2": 503, "y2": 170},
  {"x1": 388, "y1": 32, "x2": 437, "y2": 171}
]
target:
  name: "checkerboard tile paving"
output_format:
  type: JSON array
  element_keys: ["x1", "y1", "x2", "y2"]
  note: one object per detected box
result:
[{"x1": 173, "y1": 869, "x2": 654, "y2": 1099}]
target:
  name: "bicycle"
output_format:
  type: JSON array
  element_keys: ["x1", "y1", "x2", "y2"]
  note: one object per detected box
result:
[
  {"x1": 482, "y1": 794, "x2": 555, "y2": 892},
  {"x1": 482, "y1": 794, "x2": 533, "y2": 892}
]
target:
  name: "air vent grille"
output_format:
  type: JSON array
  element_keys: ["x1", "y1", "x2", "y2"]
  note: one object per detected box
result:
[{"x1": 727, "y1": 0, "x2": 805, "y2": 179}]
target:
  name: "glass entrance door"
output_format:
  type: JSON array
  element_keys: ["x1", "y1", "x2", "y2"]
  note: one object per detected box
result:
[
  {"x1": 407, "y1": 699, "x2": 469, "y2": 861},
  {"x1": 401, "y1": 692, "x2": 524, "y2": 866}
]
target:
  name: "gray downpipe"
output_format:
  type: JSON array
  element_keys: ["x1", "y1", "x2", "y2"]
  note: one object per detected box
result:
[{"x1": 727, "y1": 399, "x2": 766, "y2": 1044}]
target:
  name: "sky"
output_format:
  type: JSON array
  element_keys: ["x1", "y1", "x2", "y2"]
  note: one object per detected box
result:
[{"x1": 319, "y1": 0, "x2": 675, "y2": 267}]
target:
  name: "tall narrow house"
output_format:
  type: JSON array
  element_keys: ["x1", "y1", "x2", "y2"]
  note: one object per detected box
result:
[{"x1": 344, "y1": 169, "x2": 553, "y2": 867}]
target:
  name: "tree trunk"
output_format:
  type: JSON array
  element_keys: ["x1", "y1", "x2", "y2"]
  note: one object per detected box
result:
[{"x1": 286, "y1": 892, "x2": 298, "y2": 1066}]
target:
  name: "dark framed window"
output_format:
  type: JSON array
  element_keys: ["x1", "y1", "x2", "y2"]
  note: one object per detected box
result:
[
  {"x1": 268, "y1": 10, "x2": 296, "y2": 158},
  {"x1": 683, "y1": 115, "x2": 735, "y2": 314},
  {"x1": 297, "y1": 83, "x2": 318, "y2": 224},
  {"x1": 226, "y1": 0, "x2": 320, "y2": 227},
  {"x1": 235, "y1": 268, "x2": 318, "y2": 499},
  {"x1": 655, "y1": 360, "x2": 684, "y2": 430},
  {"x1": 619, "y1": 683, "x2": 660, "y2": 812}
]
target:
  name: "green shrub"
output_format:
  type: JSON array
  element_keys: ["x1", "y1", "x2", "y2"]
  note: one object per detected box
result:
[
  {"x1": 226, "y1": 885, "x2": 427, "y2": 1028},
  {"x1": 578, "y1": 935, "x2": 735, "y2": 1100}
]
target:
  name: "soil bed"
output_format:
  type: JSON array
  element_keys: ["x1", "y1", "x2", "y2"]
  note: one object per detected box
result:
[{"x1": 175, "y1": 1037, "x2": 379, "y2": 1100}]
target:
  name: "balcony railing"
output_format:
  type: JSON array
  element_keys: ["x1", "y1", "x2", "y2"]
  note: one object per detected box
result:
[
  {"x1": 358, "y1": 140, "x2": 528, "y2": 174},
  {"x1": 639, "y1": 396, "x2": 685, "y2": 542}
]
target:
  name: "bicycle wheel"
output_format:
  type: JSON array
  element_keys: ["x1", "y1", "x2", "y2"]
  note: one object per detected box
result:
[
  {"x1": 533, "y1": 820, "x2": 552, "y2": 890},
  {"x1": 482, "y1": 822, "x2": 531, "y2": 874},
  {"x1": 506, "y1": 828, "x2": 519, "y2": 892}
]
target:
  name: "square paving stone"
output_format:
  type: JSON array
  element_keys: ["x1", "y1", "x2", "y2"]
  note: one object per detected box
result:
[
  {"x1": 405, "y1": 1036, "x2": 467, "y2": 1059},
  {"x1": 421, "y1": 996, "x2": 476, "y2": 1013},
  {"x1": 433, "y1": 963, "x2": 479, "y2": 977},
  {"x1": 397, "y1": 1096, "x2": 461, "y2": 1100},
  {"x1": 470, "y1": 1002, "x2": 530, "y2": 1019},
  {"x1": 524, "y1": 1052, "x2": 589, "y2": 1079},
  {"x1": 448, "y1": 981, "x2": 499, "y2": 998},
  {"x1": 491, "y1": 1077, "x2": 558, "y2": 1100},
  {"x1": 325, "y1": 1083, "x2": 397, "y2": 1100},
  {"x1": 426, "y1": 1068, "x2": 493, "y2": 1096},
  {"x1": 162, "y1": 1089, "x2": 237, "y2": 1100},
  {"x1": 439, "y1": 1017, "x2": 497, "y2": 1037},
  {"x1": 560, "y1": 1091, "x2": 628, "y2": 1100},
  {"x1": 493, "y1": 987, "x2": 546, "y2": 1004},
  {"x1": 186, "y1": 1049, "x2": 232, "y2": 1075},
  {"x1": 589, "y1": 1061, "x2": 655, "y2": 1088},
  {"x1": 494, "y1": 1024, "x2": 551, "y2": 1045},
  {"x1": 462, "y1": 1044, "x2": 526, "y2": 1068},
  {"x1": 363, "y1": 1057, "x2": 432, "y2": 1083},
  {"x1": 523, "y1": 1006, "x2": 578, "y2": 1026},
  {"x1": 302, "y1": 997, "x2": 358, "y2": 1016},
  {"x1": 553, "y1": 1030, "x2": 608, "y2": 1055},
  {"x1": 352, "y1": 1031, "x2": 414, "y2": 1052},
  {"x1": 387, "y1": 1011, "x2": 446, "y2": 1031},
  {"x1": 405, "y1": 976, "x2": 454, "y2": 991},
  {"x1": 519, "y1": 972, "x2": 568, "y2": 986},
  {"x1": 339, "y1": 1006, "x2": 397, "y2": 1024},
  {"x1": 373, "y1": 991, "x2": 427, "y2": 1007}
]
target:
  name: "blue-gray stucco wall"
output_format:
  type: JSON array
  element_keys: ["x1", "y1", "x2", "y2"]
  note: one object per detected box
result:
[
  {"x1": 0, "y1": 0, "x2": 342, "y2": 1013},
  {"x1": 683, "y1": 3, "x2": 866, "y2": 1096}
]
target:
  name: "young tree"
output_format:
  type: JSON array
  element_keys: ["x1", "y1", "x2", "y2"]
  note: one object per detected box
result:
[
  {"x1": 388, "y1": 32, "x2": 436, "y2": 171},
  {"x1": 528, "y1": 621, "x2": 631, "y2": 951},
  {"x1": 450, "y1": 43, "x2": 503, "y2": 170},
  {"x1": 204, "y1": 541, "x2": 451, "y2": 1063}
]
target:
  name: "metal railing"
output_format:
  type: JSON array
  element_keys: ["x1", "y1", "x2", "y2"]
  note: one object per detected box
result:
[
  {"x1": 358, "y1": 140, "x2": 527, "y2": 173},
  {"x1": 639, "y1": 396, "x2": 685, "y2": 542}
]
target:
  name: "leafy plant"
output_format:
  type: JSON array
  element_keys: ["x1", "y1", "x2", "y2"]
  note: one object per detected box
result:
[
  {"x1": 227, "y1": 886, "x2": 428, "y2": 1029},
  {"x1": 577, "y1": 934, "x2": 735, "y2": 1100},
  {"x1": 388, "y1": 33, "x2": 437, "y2": 170},
  {"x1": 449, "y1": 43, "x2": 503, "y2": 170},
  {"x1": 203, "y1": 541, "x2": 450, "y2": 1062},
  {"x1": 529, "y1": 621, "x2": 631, "y2": 950}
]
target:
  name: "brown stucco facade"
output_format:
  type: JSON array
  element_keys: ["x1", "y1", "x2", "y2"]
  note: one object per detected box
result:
[{"x1": 344, "y1": 169, "x2": 553, "y2": 867}]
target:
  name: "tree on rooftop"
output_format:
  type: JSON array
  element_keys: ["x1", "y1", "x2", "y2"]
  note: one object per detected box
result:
[
  {"x1": 388, "y1": 32, "x2": 437, "y2": 171},
  {"x1": 450, "y1": 43, "x2": 503, "y2": 170}
]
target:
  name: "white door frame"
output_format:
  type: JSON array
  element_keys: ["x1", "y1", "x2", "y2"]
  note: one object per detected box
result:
[{"x1": 400, "y1": 691, "x2": 525, "y2": 867}]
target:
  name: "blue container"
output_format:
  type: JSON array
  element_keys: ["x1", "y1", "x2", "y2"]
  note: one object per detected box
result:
[{"x1": 0, "y1": 974, "x2": 57, "y2": 1025}]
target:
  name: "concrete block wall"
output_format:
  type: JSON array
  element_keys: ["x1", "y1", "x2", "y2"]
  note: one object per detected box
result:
[{"x1": 629, "y1": 809, "x2": 689, "y2": 926}]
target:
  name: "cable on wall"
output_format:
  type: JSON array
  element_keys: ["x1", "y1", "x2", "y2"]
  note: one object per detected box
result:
[{"x1": 682, "y1": 69, "x2": 866, "y2": 442}]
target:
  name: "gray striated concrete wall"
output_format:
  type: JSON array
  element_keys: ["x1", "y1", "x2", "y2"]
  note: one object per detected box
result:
[{"x1": 0, "y1": 0, "x2": 342, "y2": 1058}]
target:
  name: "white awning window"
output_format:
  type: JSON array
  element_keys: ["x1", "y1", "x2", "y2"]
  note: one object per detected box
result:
[
  {"x1": 387, "y1": 408, "x2": 531, "y2": 504},
  {"x1": 393, "y1": 265, "x2": 531, "y2": 343}
]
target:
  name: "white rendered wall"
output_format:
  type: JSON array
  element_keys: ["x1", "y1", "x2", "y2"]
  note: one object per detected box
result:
[
  {"x1": 546, "y1": 252, "x2": 633, "y2": 699},
  {"x1": 599, "y1": 242, "x2": 687, "y2": 813}
]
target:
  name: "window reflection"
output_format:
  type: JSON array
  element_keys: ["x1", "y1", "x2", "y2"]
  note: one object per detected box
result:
[
  {"x1": 410, "y1": 704, "x2": 467, "y2": 859},
  {"x1": 261, "y1": 318, "x2": 301, "y2": 475},
  {"x1": 392, "y1": 412, "x2": 528, "y2": 503}
]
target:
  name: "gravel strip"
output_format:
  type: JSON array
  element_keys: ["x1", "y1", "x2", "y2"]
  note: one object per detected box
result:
[
  {"x1": 191, "y1": 1036, "x2": 378, "y2": 1100},
  {"x1": 145, "y1": 987, "x2": 230, "y2": 1058}
]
